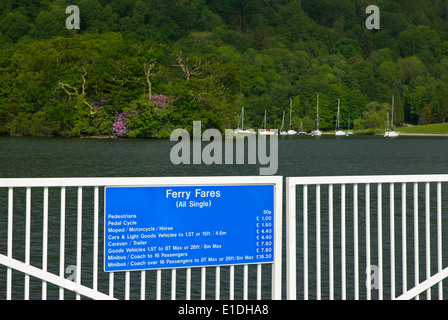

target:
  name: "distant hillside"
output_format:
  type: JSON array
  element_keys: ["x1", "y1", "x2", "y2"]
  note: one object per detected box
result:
[{"x1": 0, "y1": 0, "x2": 447, "y2": 137}]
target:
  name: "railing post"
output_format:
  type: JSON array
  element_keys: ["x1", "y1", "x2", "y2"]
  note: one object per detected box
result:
[
  {"x1": 286, "y1": 177, "x2": 296, "y2": 300},
  {"x1": 272, "y1": 178, "x2": 283, "y2": 300}
]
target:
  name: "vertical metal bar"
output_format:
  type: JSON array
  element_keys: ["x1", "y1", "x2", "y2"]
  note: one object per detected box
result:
[
  {"x1": 186, "y1": 268, "x2": 191, "y2": 300},
  {"x1": 402, "y1": 183, "x2": 407, "y2": 295},
  {"x1": 303, "y1": 185, "x2": 308, "y2": 300},
  {"x1": 437, "y1": 182, "x2": 442, "y2": 300},
  {"x1": 76, "y1": 186, "x2": 82, "y2": 300},
  {"x1": 378, "y1": 183, "x2": 383, "y2": 300},
  {"x1": 425, "y1": 182, "x2": 431, "y2": 300},
  {"x1": 366, "y1": 184, "x2": 371, "y2": 300},
  {"x1": 230, "y1": 266, "x2": 234, "y2": 300},
  {"x1": 257, "y1": 264, "x2": 261, "y2": 300},
  {"x1": 109, "y1": 272, "x2": 114, "y2": 297},
  {"x1": 171, "y1": 269, "x2": 176, "y2": 300},
  {"x1": 201, "y1": 267, "x2": 207, "y2": 300},
  {"x1": 42, "y1": 187, "x2": 49, "y2": 300},
  {"x1": 354, "y1": 183, "x2": 359, "y2": 300},
  {"x1": 286, "y1": 179, "x2": 296, "y2": 300},
  {"x1": 141, "y1": 271, "x2": 146, "y2": 300},
  {"x1": 216, "y1": 267, "x2": 221, "y2": 300},
  {"x1": 329, "y1": 184, "x2": 334, "y2": 300},
  {"x1": 25, "y1": 187, "x2": 31, "y2": 300},
  {"x1": 272, "y1": 180, "x2": 283, "y2": 300},
  {"x1": 390, "y1": 183, "x2": 395, "y2": 299},
  {"x1": 7, "y1": 187, "x2": 13, "y2": 300},
  {"x1": 341, "y1": 184, "x2": 346, "y2": 300},
  {"x1": 93, "y1": 186, "x2": 99, "y2": 292},
  {"x1": 157, "y1": 269, "x2": 162, "y2": 300},
  {"x1": 59, "y1": 187, "x2": 66, "y2": 300},
  {"x1": 414, "y1": 182, "x2": 419, "y2": 300},
  {"x1": 243, "y1": 265, "x2": 248, "y2": 300},
  {"x1": 125, "y1": 271, "x2": 130, "y2": 300},
  {"x1": 316, "y1": 184, "x2": 321, "y2": 300}
]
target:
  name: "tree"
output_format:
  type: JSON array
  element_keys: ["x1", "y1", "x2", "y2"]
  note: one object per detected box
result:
[
  {"x1": 392, "y1": 87, "x2": 404, "y2": 125},
  {"x1": 57, "y1": 67, "x2": 97, "y2": 115},
  {"x1": 0, "y1": 12, "x2": 30, "y2": 41},
  {"x1": 1, "y1": 0, "x2": 448, "y2": 138},
  {"x1": 174, "y1": 50, "x2": 202, "y2": 81},
  {"x1": 32, "y1": 10, "x2": 68, "y2": 40},
  {"x1": 377, "y1": 61, "x2": 397, "y2": 87},
  {"x1": 143, "y1": 59, "x2": 158, "y2": 100},
  {"x1": 398, "y1": 25, "x2": 425, "y2": 57},
  {"x1": 396, "y1": 56, "x2": 427, "y2": 85}
]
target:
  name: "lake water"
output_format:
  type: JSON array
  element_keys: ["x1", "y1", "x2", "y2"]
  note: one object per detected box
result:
[
  {"x1": 0, "y1": 135, "x2": 447, "y2": 178},
  {"x1": 0, "y1": 135, "x2": 447, "y2": 299}
]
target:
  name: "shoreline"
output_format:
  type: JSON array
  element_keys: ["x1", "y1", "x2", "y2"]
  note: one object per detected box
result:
[
  {"x1": 2, "y1": 132, "x2": 448, "y2": 139},
  {"x1": 323, "y1": 131, "x2": 448, "y2": 137},
  {"x1": 396, "y1": 132, "x2": 448, "y2": 137}
]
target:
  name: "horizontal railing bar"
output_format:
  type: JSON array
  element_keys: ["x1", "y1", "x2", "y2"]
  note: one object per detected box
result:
[
  {"x1": 0, "y1": 176, "x2": 282, "y2": 187},
  {"x1": 288, "y1": 174, "x2": 448, "y2": 186},
  {"x1": 2, "y1": 174, "x2": 446, "y2": 188}
]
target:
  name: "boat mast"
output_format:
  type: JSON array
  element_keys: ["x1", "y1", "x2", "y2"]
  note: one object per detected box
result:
[
  {"x1": 289, "y1": 98, "x2": 293, "y2": 130},
  {"x1": 281, "y1": 110, "x2": 285, "y2": 131},
  {"x1": 263, "y1": 110, "x2": 267, "y2": 129},
  {"x1": 391, "y1": 95, "x2": 394, "y2": 130},
  {"x1": 316, "y1": 94, "x2": 320, "y2": 130},
  {"x1": 337, "y1": 99, "x2": 340, "y2": 130}
]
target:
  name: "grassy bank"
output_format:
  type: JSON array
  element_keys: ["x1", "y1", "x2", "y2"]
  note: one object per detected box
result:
[
  {"x1": 350, "y1": 123, "x2": 448, "y2": 135},
  {"x1": 397, "y1": 123, "x2": 448, "y2": 134}
]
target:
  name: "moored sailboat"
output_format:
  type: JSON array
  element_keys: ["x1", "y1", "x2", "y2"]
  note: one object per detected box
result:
[
  {"x1": 298, "y1": 120, "x2": 306, "y2": 135},
  {"x1": 234, "y1": 107, "x2": 256, "y2": 135},
  {"x1": 384, "y1": 95, "x2": 399, "y2": 137},
  {"x1": 312, "y1": 93, "x2": 322, "y2": 136},
  {"x1": 280, "y1": 110, "x2": 287, "y2": 135},
  {"x1": 259, "y1": 110, "x2": 275, "y2": 135},
  {"x1": 335, "y1": 99, "x2": 346, "y2": 136},
  {"x1": 287, "y1": 98, "x2": 297, "y2": 135},
  {"x1": 346, "y1": 116, "x2": 353, "y2": 136}
]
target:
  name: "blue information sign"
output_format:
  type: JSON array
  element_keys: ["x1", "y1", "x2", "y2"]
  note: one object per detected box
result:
[{"x1": 104, "y1": 185, "x2": 274, "y2": 271}]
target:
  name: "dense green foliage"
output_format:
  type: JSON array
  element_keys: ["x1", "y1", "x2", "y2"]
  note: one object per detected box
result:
[{"x1": 1, "y1": 0, "x2": 448, "y2": 137}]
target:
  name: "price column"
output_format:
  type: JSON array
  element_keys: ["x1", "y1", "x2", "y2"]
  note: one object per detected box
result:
[{"x1": 255, "y1": 209, "x2": 274, "y2": 260}]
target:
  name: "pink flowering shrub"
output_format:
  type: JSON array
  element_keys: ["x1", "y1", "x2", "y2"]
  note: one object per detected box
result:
[
  {"x1": 112, "y1": 112, "x2": 128, "y2": 136},
  {"x1": 151, "y1": 93, "x2": 169, "y2": 108}
]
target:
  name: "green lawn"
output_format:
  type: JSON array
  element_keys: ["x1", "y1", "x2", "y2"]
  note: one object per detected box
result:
[{"x1": 398, "y1": 123, "x2": 448, "y2": 134}]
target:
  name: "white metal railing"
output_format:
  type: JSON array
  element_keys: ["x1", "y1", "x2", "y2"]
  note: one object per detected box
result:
[
  {"x1": 286, "y1": 174, "x2": 448, "y2": 300},
  {"x1": 0, "y1": 176, "x2": 282, "y2": 300},
  {"x1": 3, "y1": 174, "x2": 448, "y2": 300}
]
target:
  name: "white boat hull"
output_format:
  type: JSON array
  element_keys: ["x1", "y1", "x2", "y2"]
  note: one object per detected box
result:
[
  {"x1": 312, "y1": 130, "x2": 322, "y2": 136},
  {"x1": 385, "y1": 130, "x2": 399, "y2": 137},
  {"x1": 259, "y1": 129, "x2": 275, "y2": 135},
  {"x1": 235, "y1": 129, "x2": 256, "y2": 135},
  {"x1": 287, "y1": 130, "x2": 297, "y2": 135},
  {"x1": 335, "y1": 130, "x2": 346, "y2": 136}
]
